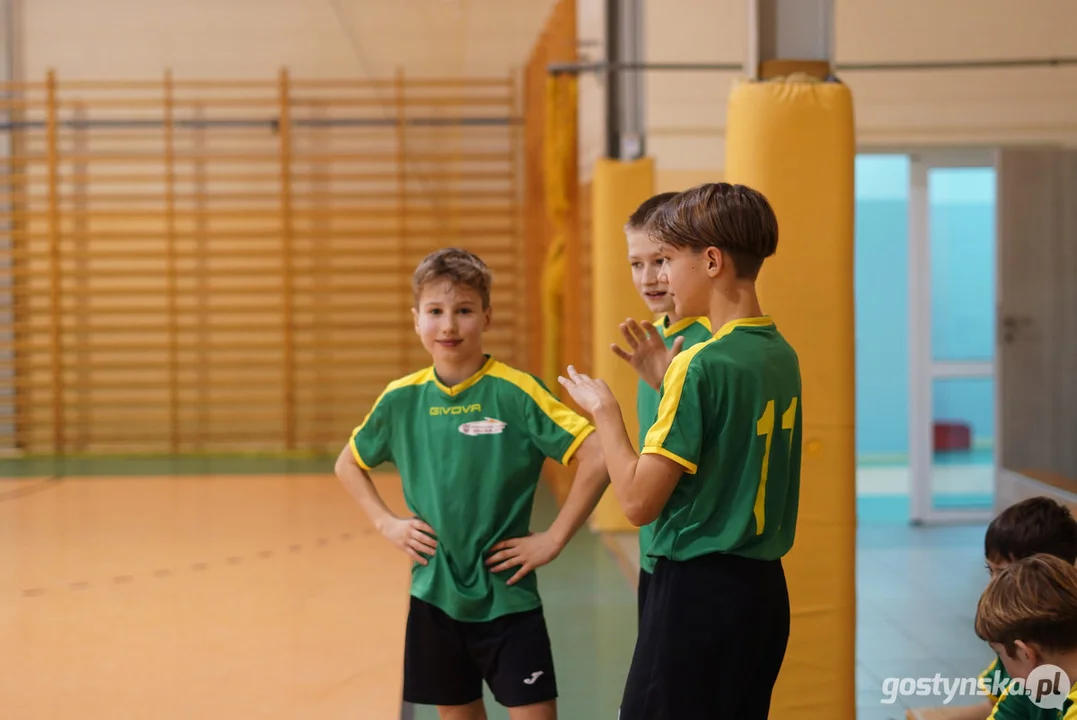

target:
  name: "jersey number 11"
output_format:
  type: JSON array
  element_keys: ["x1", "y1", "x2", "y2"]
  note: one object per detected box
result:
[{"x1": 754, "y1": 397, "x2": 798, "y2": 535}]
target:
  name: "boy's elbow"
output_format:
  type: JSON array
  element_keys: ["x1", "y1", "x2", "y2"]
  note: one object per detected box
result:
[
  {"x1": 334, "y1": 445, "x2": 357, "y2": 476},
  {"x1": 623, "y1": 498, "x2": 659, "y2": 527}
]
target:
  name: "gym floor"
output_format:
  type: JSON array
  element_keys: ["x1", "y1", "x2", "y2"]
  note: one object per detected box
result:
[{"x1": 2, "y1": 458, "x2": 992, "y2": 719}]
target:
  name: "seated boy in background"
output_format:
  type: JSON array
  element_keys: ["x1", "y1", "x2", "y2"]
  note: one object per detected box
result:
[
  {"x1": 909, "y1": 497, "x2": 1077, "y2": 720},
  {"x1": 614, "y1": 191, "x2": 712, "y2": 620},
  {"x1": 974, "y1": 553, "x2": 1077, "y2": 719}
]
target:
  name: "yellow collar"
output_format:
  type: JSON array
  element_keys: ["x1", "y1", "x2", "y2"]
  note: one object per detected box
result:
[
  {"x1": 432, "y1": 355, "x2": 496, "y2": 396},
  {"x1": 713, "y1": 315, "x2": 773, "y2": 340}
]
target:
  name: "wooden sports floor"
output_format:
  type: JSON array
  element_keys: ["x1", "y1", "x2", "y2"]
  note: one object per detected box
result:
[{"x1": 1, "y1": 458, "x2": 637, "y2": 719}]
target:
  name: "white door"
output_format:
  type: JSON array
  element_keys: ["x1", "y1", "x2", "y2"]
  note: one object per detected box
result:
[{"x1": 908, "y1": 151, "x2": 998, "y2": 525}]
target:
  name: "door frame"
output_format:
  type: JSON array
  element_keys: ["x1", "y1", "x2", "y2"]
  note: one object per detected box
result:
[{"x1": 907, "y1": 149, "x2": 998, "y2": 525}]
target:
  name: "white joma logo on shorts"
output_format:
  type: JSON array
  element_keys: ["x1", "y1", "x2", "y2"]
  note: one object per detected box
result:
[{"x1": 523, "y1": 671, "x2": 543, "y2": 685}]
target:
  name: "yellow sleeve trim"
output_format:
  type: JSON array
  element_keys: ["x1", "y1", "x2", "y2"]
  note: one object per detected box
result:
[
  {"x1": 487, "y1": 360, "x2": 591, "y2": 424},
  {"x1": 348, "y1": 369, "x2": 431, "y2": 471},
  {"x1": 485, "y1": 362, "x2": 596, "y2": 464},
  {"x1": 349, "y1": 428, "x2": 374, "y2": 471},
  {"x1": 644, "y1": 340, "x2": 712, "y2": 450},
  {"x1": 642, "y1": 445, "x2": 698, "y2": 474},
  {"x1": 561, "y1": 424, "x2": 596, "y2": 465}
]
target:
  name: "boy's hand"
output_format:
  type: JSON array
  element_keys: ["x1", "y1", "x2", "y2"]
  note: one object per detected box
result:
[
  {"x1": 486, "y1": 532, "x2": 562, "y2": 585},
  {"x1": 557, "y1": 365, "x2": 617, "y2": 415},
  {"x1": 610, "y1": 319, "x2": 682, "y2": 390},
  {"x1": 379, "y1": 516, "x2": 438, "y2": 566}
]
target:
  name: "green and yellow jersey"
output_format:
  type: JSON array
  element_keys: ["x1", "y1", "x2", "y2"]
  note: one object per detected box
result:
[
  {"x1": 640, "y1": 316, "x2": 803, "y2": 563},
  {"x1": 1061, "y1": 681, "x2": 1077, "y2": 719},
  {"x1": 982, "y1": 656, "x2": 1043, "y2": 719},
  {"x1": 634, "y1": 314, "x2": 712, "y2": 575},
  {"x1": 980, "y1": 655, "x2": 1009, "y2": 705},
  {"x1": 349, "y1": 355, "x2": 595, "y2": 623},
  {"x1": 980, "y1": 655, "x2": 1068, "y2": 719}
]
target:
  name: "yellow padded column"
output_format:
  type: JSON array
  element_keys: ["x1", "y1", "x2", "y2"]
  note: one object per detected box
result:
[
  {"x1": 724, "y1": 78, "x2": 856, "y2": 719},
  {"x1": 588, "y1": 156, "x2": 655, "y2": 531}
]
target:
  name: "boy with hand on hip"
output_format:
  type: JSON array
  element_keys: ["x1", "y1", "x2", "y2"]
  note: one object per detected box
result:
[{"x1": 335, "y1": 248, "x2": 609, "y2": 720}]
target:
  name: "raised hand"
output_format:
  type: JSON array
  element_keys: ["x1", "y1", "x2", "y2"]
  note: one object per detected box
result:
[
  {"x1": 610, "y1": 319, "x2": 683, "y2": 390},
  {"x1": 379, "y1": 516, "x2": 438, "y2": 565},
  {"x1": 557, "y1": 365, "x2": 617, "y2": 415}
]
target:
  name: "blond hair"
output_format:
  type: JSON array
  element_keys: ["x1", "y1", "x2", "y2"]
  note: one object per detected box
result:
[
  {"x1": 974, "y1": 553, "x2": 1077, "y2": 657},
  {"x1": 412, "y1": 248, "x2": 492, "y2": 308}
]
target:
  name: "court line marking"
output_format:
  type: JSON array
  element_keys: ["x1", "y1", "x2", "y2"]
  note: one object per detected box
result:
[
  {"x1": 18, "y1": 527, "x2": 375, "y2": 599},
  {"x1": 0, "y1": 477, "x2": 62, "y2": 503}
]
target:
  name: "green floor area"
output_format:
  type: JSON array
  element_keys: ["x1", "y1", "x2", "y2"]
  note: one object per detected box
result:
[{"x1": 407, "y1": 485, "x2": 638, "y2": 720}]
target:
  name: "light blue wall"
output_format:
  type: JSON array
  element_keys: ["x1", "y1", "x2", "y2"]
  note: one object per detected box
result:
[{"x1": 854, "y1": 156, "x2": 995, "y2": 459}]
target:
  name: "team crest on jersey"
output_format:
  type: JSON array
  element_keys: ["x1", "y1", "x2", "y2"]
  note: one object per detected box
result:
[{"x1": 458, "y1": 417, "x2": 507, "y2": 436}]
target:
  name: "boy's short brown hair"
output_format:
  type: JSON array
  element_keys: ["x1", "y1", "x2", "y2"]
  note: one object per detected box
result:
[
  {"x1": 412, "y1": 247, "x2": 492, "y2": 308},
  {"x1": 646, "y1": 182, "x2": 778, "y2": 279},
  {"x1": 985, "y1": 497, "x2": 1077, "y2": 565},
  {"x1": 626, "y1": 192, "x2": 680, "y2": 231},
  {"x1": 974, "y1": 553, "x2": 1077, "y2": 658}
]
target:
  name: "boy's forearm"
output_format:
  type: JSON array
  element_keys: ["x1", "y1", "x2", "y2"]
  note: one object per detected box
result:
[
  {"x1": 545, "y1": 436, "x2": 610, "y2": 548},
  {"x1": 334, "y1": 449, "x2": 397, "y2": 532},
  {"x1": 592, "y1": 402, "x2": 643, "y2": 508}
]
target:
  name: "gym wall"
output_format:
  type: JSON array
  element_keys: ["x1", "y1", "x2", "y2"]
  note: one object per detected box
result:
[
  {"x1": 575, "y1": 0, "x2": 1077, "y2": 191},
  {"x1": 20, "y1": 0, "x2": 559, "y2": 80},
  {"x1": 2, "y1": 0, "x2": 559, "y2": 455}
]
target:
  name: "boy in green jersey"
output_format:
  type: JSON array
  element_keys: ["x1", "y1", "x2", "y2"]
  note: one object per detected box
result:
[
  {"x1": 334, "y1": 248, "x2": 609, "y2": 720},
  {"x1": 559, "y1": 183, "x2": 801, "y2": 719},
  {"x1": 916, "y1": 497, "x2": 1077, "y2": 720},
  {"x1": 975, "y1": 554, "x2": 1077, "y2": 719},
  {"x1": 614, "y1": 191, "x2": 711, "y2": 621}
]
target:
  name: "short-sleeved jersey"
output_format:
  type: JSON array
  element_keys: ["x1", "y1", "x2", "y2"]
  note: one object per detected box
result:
[
  {"x1": 635, "y1": 314, "x2": 712, "y2": 575},
  {"x1": 979, "y1": 655, "x2": 1008, "y2": 705},
  {"x1": 641, "y1": 316, "x2": 803, "y2": 563},
  {"x1": 1062, "y1": 682, "x2": 1077, "y2": 720},
  {"x1": 979, "y1": 655, "x2": 1066, "y2": 719},
  {"x1": 349, "y1": 356, "x2": 595, "y2": 623}
]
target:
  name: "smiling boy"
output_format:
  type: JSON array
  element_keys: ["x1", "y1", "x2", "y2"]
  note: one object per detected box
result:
[
  {"x1": 559, "y1": 183, "x2": 802, "y2": 719},
  {"x1": 335, "y1": 248, "x2": 609, "y2": 720},
  {"x1": 615, "y1": 191, "x2": 711, "y2": 620}
]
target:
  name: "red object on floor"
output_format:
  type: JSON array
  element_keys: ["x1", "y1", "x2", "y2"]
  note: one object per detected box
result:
[{"x1": 934, "y1": 421, "x2": 972, "y2": 452}]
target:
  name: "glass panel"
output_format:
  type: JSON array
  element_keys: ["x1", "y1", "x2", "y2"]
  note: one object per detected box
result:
[
  {"x1": 931, "y1": 376, "x2": 994, "y2": 511},
  {"x1": 928, "y1": 166, "x2": 996, "y2": 362},
  {"x1": 854, "y1": 155, "x2": 910, "y2": 462},
  {"x1": 854, "y1": 155, "x2": 911, "y2": 523}
]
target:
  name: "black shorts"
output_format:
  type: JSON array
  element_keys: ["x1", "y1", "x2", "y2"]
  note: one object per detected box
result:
[
  {"x1": 620, "y1": 552, "x2": 790, "y2": 720},
  {"x1": 402, "y1": 596, "x2": 558, "y2": 708},
  {"x1": 637, "y1": 568, "x2": 652, "y2": 626}
]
